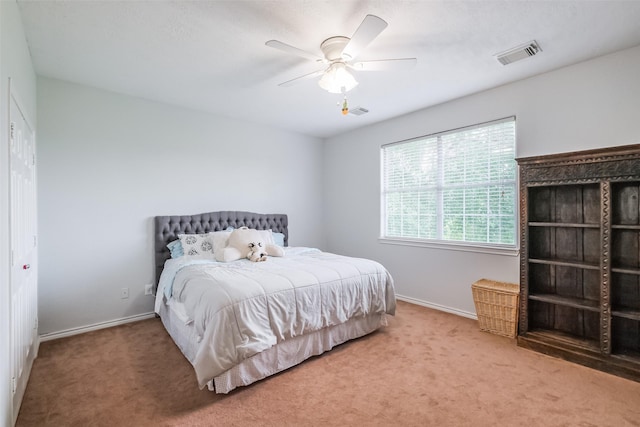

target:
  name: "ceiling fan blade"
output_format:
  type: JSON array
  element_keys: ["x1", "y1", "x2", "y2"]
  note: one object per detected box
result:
[
  {"x1": 278, "y1": 69, "x2": 325, "y2": 87},
  {"x1": 342, "y1": 14, "x2": 388, "y2": 60},
  {"x1": 350, "y1": 58, "x2": 417, "y2": 71},
  {"x1": 266, "y1": 40, "x2": 324, "y2": 62}
]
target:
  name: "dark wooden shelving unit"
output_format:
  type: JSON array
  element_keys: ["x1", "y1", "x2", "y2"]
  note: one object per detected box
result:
[{"x1": 517, "y1": 144, "x2": 640, "y2": 382}]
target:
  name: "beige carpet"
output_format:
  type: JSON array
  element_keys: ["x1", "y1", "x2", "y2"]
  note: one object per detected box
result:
[{"x1": 16, "y1": 301, "x2": 640, "y2": 426}]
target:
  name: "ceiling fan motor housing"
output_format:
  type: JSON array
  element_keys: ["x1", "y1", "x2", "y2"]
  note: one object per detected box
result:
[{"x1": 320, "y1": 36, "x2": 351, "y2": 61}]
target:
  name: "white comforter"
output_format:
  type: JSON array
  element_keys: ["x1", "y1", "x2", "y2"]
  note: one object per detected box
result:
[{"x1": 156, "y1": 248, "x2": 395, "y2": 388}]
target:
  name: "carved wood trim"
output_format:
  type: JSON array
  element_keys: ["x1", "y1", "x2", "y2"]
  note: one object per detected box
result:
[
  {"x1": 601, "y1": 180, "x2": 611, "y2": 354},
  {"x1": 517, "y1": 143, "x2": 640, "y2": 166},
  {"x1": 519, "y1": 175, "x2": 529, "y2": 334}
]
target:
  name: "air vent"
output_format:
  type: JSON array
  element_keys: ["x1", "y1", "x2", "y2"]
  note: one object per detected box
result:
[
  {"x1": 349, "y1": 106, "x2": 369, "y2": 116},
  {"x1": 495, "y1": 40, "x2": 542, "y2": 65}
]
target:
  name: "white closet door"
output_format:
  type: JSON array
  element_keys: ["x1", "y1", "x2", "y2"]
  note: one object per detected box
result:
[{"x1": 9, "y1": 84, "x2": 38, "y2": 422}]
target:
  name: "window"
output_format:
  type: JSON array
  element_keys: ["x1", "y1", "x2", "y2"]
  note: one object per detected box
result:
[{"x1": 381, "y1": 117, "x2": 517, "y2": 250}]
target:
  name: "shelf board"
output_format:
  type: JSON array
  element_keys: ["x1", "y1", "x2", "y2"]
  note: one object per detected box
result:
[
  {"x1": 529, "y1": 222, "x2": 600, "y2": 228},
  {"x1": 528, "y1": 258, "x2": 600, "y2": 270},
  {"x1": 612, "y1": 224, "x2": 640, "y2": 230},
  {"x1": 525, "y1": 328, "x2": 600, "y2": 352},
  {"x1": 611, "y1": 267, "x2": 640, "y2": 276},
  {"x1": 529, "y1": 293, "x2": 600, "y2": 312},
  {"x1": 612, "y1": 309, "x2": 640, "y2": 321},
  {"x1": 612, "y1": 350, "x2": 640, "y2": 363}
]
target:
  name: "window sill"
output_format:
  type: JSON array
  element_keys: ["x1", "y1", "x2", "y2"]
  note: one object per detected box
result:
[{"x1": 378, "y1": 237, "x2": 520, "y2": 257}]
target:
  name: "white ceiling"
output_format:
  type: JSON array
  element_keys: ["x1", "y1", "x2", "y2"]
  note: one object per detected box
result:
[{"x1": 17, "y1": 0, "x2": 640, "y2": 139}]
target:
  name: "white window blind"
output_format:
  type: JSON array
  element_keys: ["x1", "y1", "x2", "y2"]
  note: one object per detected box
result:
[{"x1": 381, "y1": 117, "x2": 517, "y2": 248}]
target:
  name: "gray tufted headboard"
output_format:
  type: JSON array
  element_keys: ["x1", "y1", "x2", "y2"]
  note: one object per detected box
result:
[{"x1": 154, "y1": 211, "x2": 288, "y2": 286}]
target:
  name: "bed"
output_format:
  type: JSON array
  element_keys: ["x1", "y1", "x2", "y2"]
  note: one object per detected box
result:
[{"x1": 154, "y1": 211, "x2": 396, "y2": 393}]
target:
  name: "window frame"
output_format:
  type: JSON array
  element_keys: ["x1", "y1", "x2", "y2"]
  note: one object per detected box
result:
[{"x1": 379, "y1": 116, "x2": 519, "y2": 256}]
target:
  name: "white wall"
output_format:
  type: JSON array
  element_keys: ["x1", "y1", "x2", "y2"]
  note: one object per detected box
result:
[
  {"x1": 37, "y1": 77, "x2": 324, "y2": 335},
  {"x1": 324, "y1": 45, "x2": 640, "y2": 316},
  {"x1": 1, "y1": 1, "x2": 38, "y2": 424}
]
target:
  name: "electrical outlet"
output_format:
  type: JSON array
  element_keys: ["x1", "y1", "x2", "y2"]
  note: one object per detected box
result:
[
  {"x1": 121, "y1": 287, "x2": 129, "y2": 299},
  {"x1": 145, "y1": 284, "x2": 153, "y2": 296}
]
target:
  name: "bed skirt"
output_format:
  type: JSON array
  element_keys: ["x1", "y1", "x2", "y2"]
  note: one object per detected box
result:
[{"x1": 158, "y1": 299, "x2": 388, "y2": 394}]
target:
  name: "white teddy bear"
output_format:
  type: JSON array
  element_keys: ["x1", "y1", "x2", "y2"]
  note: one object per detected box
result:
[{"x1": 217, "y1": 226, "x2": 284, "y2": 262}]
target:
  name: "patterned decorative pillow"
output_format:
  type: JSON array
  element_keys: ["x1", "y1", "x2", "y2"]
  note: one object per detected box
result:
[{"x1": 178, "y1": 233, "x2": 214, "y2": 257}]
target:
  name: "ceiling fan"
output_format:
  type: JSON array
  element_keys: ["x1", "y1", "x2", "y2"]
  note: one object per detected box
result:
[{"x1": 266, "y1": 14, "x2": 417, "y2": 94}]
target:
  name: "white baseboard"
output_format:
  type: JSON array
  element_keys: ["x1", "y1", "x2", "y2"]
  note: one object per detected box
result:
[
  {"x1": 39, "y1": 312, "x2": 157, "y2": 342},
  {"x1": 39, "y1": 299, "x2": 474, "y2": 342},
  {"x1": 396, "y1": 294, "x2": 478, "y2": 320}
]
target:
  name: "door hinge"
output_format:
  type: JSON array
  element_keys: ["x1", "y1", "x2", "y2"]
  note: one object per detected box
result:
[
  {"x1": 10, "y1": 121, "x2": 15, "y2": 143},
  {"x1": 12, "y1": 377, "x2": 17, "y2": 394},
  {"x1": 34, "y1": 317, "x2": 38, "y2": 330},
  {"x1": 32, "y1": 153, "x2": 36, "y2": 166}
]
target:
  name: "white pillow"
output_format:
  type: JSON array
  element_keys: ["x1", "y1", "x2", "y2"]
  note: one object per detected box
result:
[
  {"x1": 256, "y1": 229, "x2": 274, "y2": 245},
  {"x1": 178, "y1": 233, "x2": 213, "y2": 256},
  {"x1": 210, "y1": 230, "x2": 232, "y2": 250}
]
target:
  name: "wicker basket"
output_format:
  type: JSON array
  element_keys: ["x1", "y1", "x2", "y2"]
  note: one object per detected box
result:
[{"x1": 471, "y1": 279, "x2": 520, "y2": 338}]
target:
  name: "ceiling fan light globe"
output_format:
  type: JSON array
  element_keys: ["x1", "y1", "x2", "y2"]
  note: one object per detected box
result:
[{"x1": 318, "y1": 62, "x2": 358, "y2": 94}]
